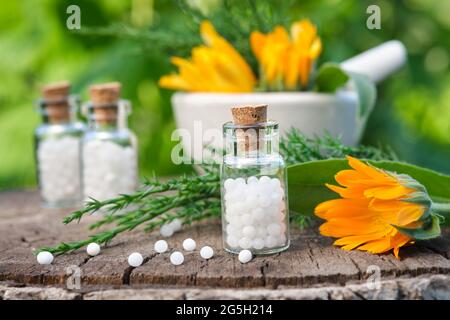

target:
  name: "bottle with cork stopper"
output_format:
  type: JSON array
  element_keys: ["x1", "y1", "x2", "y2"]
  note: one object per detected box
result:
[
  {"x1": 221, "y1": 104, "x2": 290, "y2": 255},
  {"x1": 34, "y1": 81, "x2": 85, "y2": 207},
  {"x1": 82, "y1": 82, "x2": 138, "y2": 202}
]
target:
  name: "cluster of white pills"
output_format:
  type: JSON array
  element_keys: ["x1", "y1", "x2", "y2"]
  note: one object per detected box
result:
[
  {"x1": 153, "y1": 238, "x2": 214, "y2": 267},
  {"x1": 83, "y1": 140, "x2": 137, "y2": 201},
  {"x1": 37, "y1": 241, "x2": 253, "y2": 266},
  {"x1": 37, "y1": 137, "x2": 82, "y2": 205},
  {"x1": 37, "y1": 242, "x2": 101, "y2": 265},
  {"x1": 124, "y1": 238, "x2": 214, "y2": 268},
  {"x1": 223, "y1": 176, "x2": 287, "y2": 251}
]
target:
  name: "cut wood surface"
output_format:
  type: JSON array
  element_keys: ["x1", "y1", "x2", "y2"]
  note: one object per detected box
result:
[{"x1": 0, "y1": 191, "x2": 449, "y2": 299}]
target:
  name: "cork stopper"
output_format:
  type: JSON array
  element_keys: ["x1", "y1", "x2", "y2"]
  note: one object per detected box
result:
[
  {"x1": 41, "y1": 81, "x2": 71, "y2": 123},
  {"x1": 231, "y1": 104, "x2": 267, "y2": 125},
  {"x1": 231, "y1": 104, "x2": 268, "y2": 153},
  {"x1": 89, "y1": 82, "x2": 121, "y2": 125}
]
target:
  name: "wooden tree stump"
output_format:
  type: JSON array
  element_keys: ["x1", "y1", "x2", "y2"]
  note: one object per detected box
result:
[{"x1": 0, "y1": 191, "x2": 449, "y2": 300}]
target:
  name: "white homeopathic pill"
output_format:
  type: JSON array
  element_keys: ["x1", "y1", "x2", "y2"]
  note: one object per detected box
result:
[
  {"x1": 86, "y1": 242, "x2": 101, "y2": 256},
  {"x1": 200, "y1": 246, "x2": 214, "y2": 259},
  {"x1": 170, "y1": 251, "x2": 184, "y2": 266},
  {"x1": 160, "y1": 224, "x2": 174, "y2": 237},
  {"x1": 154, "y1": 240, "x2": 168, "y2": 253},
  {"x1": 238, "y1": 249, "x2": 253, "y2": 263},
  {"x1": 37, "y1": 251, "x2": 54, "y2": 265},
  {"x1": 224, "y1": 178, "x2": 235, "y2": 191},
  {"x1": 170, "y1": 219, "x2": 182, "y2": 232},
  {"x1": 128, "y1": 252, "x2": 144, "y2": 267},
  {"x1": 182, "y1": 238, "x2": 196, "y2": 251}
]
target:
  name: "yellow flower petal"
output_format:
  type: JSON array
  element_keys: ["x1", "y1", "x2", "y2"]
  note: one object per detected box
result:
[
  {"x1": 310, "y1": 38, "x2": 322, "y2": 59},
  {"x1": 159, "y1": 20, "x2": 255, "y2": 92},
  {"x1": 200, "y1": 21, "x2": 256, "y2": 87},
  {"x1": 250, "y1": 31, "x2": 267, "y2": 61},
  {"x1": 158, "y1": 74, "x2": 191, "y2": 91},
  {"x1": 251, "y1": 19, "x2": 322, "y2": 90}
]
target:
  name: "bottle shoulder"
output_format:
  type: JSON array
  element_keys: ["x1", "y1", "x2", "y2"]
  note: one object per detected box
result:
[
  {"x1": 223, "y1": 153, "x2": 286, "y2": 167},
  {"x1": 35, "y1": 122, "x2": 84, "y2": 139},
  {"x1": 83, "y1": 128, "x2": 137, "y2": 148}
]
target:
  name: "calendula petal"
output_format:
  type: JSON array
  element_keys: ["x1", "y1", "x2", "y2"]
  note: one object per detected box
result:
[
  {"x1": 390, "y1": 232, "x2": 413, "y2": 259},
  {"x1": 356, "y1": 235, "x2": 398, "y2": 254},
  {"x1": 315, "y1": 198, "x2": 373, "y2": 220},
  {"x1": 334, "y1": 231, "x2": 388, "y2": 250},
  {"x1": 250, "y1": 31, "x2": 267, "y2": 61},
  {"x1": 159, "y1": 21, "x2": 255, "y2": 92},
  {"x1": 346, "y1": 156, "x2": 390, "y2": 181},
  {"x1": 200, "y1": 20, "x2": 220, "y2": 46},
  {"x1": 310, "y1": 38, "x2": 322, "y2": 59},
  {"x1": 200, "y1": 21, "x2": 256, "y2": 87},
  {"x1": 396, "y1": 205, "x2": 425, "y2": 226},
  {"x1": 284, "y1": 49, "x2": 301, "y2": 89},
  {"x1": 326, "y1": 183, "x2": 367, "y2": 199},
  {"x1": 158, "y1": 74, "x2": 192, "y2": 91},
  {"x1": 291, "y1": 19, "x2": 317, "y2": 46},
  {"x1": 319, "y1": 219, "x2": 386, "y2": 238},
  {"x1": 298, "y1": 55, "x2": 312, "y2": 87},
  {"x1": 364, "y1": 185, "x2": 412, "y2": 200},
  {"x1": 252, "y1": 19, "x2": 322, "y2": 89}
]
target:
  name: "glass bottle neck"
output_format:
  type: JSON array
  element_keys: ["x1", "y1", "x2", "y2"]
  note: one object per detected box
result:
[
  {"x1": 84, "y1": 100, "x2": 131, "y2": 131},
  {"x1": 223, "y1": 121, "x2": 280, "y2": 158},
  {"x1": 89, "y1": 121, "x2": 119, "y2": 130},
  {"x1": 36, "y1": 97, "x2": 77, "y2": 125}
]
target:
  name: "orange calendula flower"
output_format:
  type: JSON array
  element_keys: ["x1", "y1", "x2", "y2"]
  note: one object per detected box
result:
[
  {"x1": 315, "y1": 156, "x2": 443, "y2": 259},
  {"x1": 159, "y1": 21, "x2": 256, "y2": 93},
  {"x1": 250, "y1": 19, "x2": 322, "y2": 90}
]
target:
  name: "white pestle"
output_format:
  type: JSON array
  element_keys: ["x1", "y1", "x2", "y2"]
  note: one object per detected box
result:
[{"x1": 340, "y1": 40, "x2": 407, "y2": 83}]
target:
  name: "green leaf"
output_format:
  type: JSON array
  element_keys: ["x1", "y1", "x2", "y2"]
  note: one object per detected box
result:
[
  {"x1": 287, "y1": 159, "x2": 450, "y2": 217},
  {"x1": 348, "y1": 72, "x2": 377, "y2": 121},
  {"x1": 314, "y1": 63, "x2": 349, "y2": 93}
]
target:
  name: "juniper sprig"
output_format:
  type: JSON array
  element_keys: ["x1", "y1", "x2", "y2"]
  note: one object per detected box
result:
[{"x1": 38, "y1": 131, "x2": 393, "y2": 255}]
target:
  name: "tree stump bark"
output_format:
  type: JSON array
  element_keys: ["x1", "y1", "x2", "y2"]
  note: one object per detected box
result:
[{"x1": 0, "y1": 191, "x2": 449, "y2": 299}]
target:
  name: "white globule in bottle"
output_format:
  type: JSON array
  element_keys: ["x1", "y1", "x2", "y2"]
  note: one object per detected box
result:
[
  {"x1": 34, "y1": 82, "x2": 84, "y2": 208},
  {"x1": 37, "y1": 137, "x2": 82, "y2": 204},
  {"x1": 82, "y1": 140, "x2": 137, "y2": 200},
  {"x1": 224, "y1": 176, "x2": 287, "y2": 252},
  {"x1": 82, "y1": 83, "x2": 138, "y2": 203},
  {"x1": 221, "y1": 105, "x2": 290, "y2": 255}
]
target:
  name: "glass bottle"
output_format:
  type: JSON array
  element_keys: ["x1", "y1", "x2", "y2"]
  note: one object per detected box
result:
[
  {"x1": 82, "y1": 83, "x2": 138, "y2": 202},
  {"x1": 34, "y1": 82, "x2": 84, "y2": 208},
  {"x1": 221, "y1": 106, "x2": 290, "y2": 255}
]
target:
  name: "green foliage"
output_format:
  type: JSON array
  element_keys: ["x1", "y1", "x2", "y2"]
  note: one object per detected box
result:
[
  {"x1": 39, "y1": 132, "x2": 395, "y2": 255},
  {"x1": 280, "y1": 129, "x2": 396, "y2": 165},
  {"x1": 39, "y1": 168, "x2": 221, "y2": 254},
  {"x1": 348, "y1": 72, "x2": 377, "y2": 121},
  {"x1": 1, "y1": 0, "x2": 450, "y2": 191},
  {"x1": 314, "y1": 63, "x2": 349, "y2": 93}
]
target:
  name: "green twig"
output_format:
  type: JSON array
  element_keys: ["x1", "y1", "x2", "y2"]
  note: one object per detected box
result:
[{"x1": 39, "y1": 131, "x2": 393, "y2": 255}]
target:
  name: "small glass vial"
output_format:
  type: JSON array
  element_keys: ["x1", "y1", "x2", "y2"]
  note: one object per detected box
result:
[
  {"x1": 82, "y1": 82, "x2": 138, "y2": 201},
  {"x1": 34, "y1": 81, "x2": 84, "y2": 207},
  {"x1": 221, "y1": 105, "x2": 289, "y2": 255}
]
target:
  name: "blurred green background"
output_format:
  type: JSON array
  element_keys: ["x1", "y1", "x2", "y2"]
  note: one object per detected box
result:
[{"x1": 0, "y1": 0, "x2": 449, "y2": 190}]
